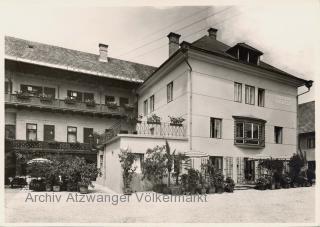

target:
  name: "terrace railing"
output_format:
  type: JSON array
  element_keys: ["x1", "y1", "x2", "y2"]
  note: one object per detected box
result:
[
  {"x1": 6, "y1": 139, "x2": 95, "y2": 154},
  {"x1": 5, "y1": 93, "x2": 135, "y2": 117},
  {"x1": 100, "y1": 121, "x2": 187, "y2": 144}
]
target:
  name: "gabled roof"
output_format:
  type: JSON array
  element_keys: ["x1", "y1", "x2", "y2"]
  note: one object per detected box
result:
[
  {"x1": 5, "y1": 36, "x2": 156, "y2": 83},
  {"x1": 190, "y1": 35, "x2": 299, "y2": 79},
  {"x1": 298, "y1": 101, "x2": 315, "y2": 134}
]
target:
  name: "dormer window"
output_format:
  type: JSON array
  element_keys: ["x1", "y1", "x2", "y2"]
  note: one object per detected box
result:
[{"x1": 227, "y1": 43, "x2": 263, "y2": 66}]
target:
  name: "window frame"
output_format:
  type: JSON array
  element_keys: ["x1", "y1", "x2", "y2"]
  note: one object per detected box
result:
[
  {"x1": 274, "y1": 126, "x2": 283, "y2": 144},
  {"x1": 258, "y1": 88, "x2": 265, "y2": 107},
  {"x1": 143, "y1": 99, "x2": 148, "y2": 116},
  {"x1": 210, "y1": 118, "x2": 222, "y2": 139},
  {"x1": 307, "y1": 136, "x2": 315, "y2": 149},
  {"x1": 26, "y1": 123, "x2": 37, "y2": 141},
  {"x1": 83, "y1": 127, "x2": 94, "y2": 144},
  {"x1": 150, "y1": 95, "x2": 155, "y2": 113},
  {"x1": 43, "y1": 124, "x2": 55, "y2": 141},
  {"x1": 234, "y1": 82, "x2": 242, "y2": 103},
  {"x1": 105, "y1": 95, "x2": 115, "y2": 103},
  {"x1": 167, "y1": 81, "x2": 173, "y2": 103},
  {"x1": 119, "y1": 97, "x2": 129, "y2": 107},
  {"x1": 233, "y1": 116, "x2": 266, "y2": 148},
  {"x1": 5, "y1": 124, "x2": 16, "y2": 139},
  {"x1": 245, "y1": 85, "x2": 255, "y2": 105},
  {"x1": 67, "y1": 126, "x2": 77, "y2": 143}
]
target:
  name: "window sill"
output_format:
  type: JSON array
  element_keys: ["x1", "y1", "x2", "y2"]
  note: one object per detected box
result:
[{"x1": 234, "y1": 143, "x2": 265, "y2": 149}]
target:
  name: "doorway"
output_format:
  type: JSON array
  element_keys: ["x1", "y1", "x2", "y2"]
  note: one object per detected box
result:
[{"x1": 244, "y1": 158, "x2": 255, "y2": 182}]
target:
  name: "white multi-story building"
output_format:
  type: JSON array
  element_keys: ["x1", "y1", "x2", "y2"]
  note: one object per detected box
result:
[{"x1": 97, "y1": 28, "x2": 311, "y2": 193}]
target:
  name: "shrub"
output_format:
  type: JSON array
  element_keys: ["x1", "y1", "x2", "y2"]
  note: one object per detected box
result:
[
  {"x1": 118, "y1": 148, "x2": 136, "y2": 192},
  {"x1": 142, "y1": 145, "x2": 167, "y2": 185},
  {"x1": 224, "y1": 177, "x2": 235, "y2": 192},
  {"x1": 256, "y1": 176, "x2": 269, "y2": 190}
]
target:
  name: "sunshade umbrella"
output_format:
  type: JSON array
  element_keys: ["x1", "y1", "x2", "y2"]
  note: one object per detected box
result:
[{"x1": 27, "y1": 158, "x2": 52, "y2": 165}]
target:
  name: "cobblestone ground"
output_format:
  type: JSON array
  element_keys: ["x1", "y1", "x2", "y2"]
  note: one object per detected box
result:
[{"x1": 5, "y1": 185, "x2": 315, "y2": 223}]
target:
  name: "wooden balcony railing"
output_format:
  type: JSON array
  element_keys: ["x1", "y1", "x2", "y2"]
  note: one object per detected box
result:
[
  {"x1": 5, "y1": 93, "x2": 135, "y2": 117},
  {"x1": 6, "y1": 139, "x2": 96, "y2": 154}
]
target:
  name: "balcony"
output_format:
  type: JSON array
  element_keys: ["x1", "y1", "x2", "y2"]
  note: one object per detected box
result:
[
  {"x1": 5, "y1": 139, "x2": 96, "y2": 155},
  {"x1": 100, "y1": 121, "x2": 187, "y2": 144},
  {"x1": 5, "y1": 93, "x2": 135, "y2": 117}
]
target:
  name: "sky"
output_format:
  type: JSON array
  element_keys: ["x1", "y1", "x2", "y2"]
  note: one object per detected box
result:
[{"x1": 0, "y1": 1, "x2": 318, "y2": 103}]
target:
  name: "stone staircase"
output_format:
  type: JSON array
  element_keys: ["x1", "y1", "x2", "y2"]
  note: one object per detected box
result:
[{"x1": 234, "y1": 184, "x2": 256, "y2": 190}]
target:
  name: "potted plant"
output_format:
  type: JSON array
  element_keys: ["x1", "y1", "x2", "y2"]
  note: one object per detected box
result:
[
  {"x1": 224, "y1": 177, "x2": 235, "y2": 193},
  {"x1": 147, "y1": 114, "x2": 161, "y2": 124},
  {"x1": 281, "y1": 174, "x2": 291, "y2": 189},
  {"x1": 78, "y1": 161, "x2": 100, "y2": 194},
  {"x1": 39, "y1": 93, "x2": 53, "y2": 103},
  {"x1": 64, "y1": 96, "x2": 77, "y2": 104},
  {"x1": 168, "y1": 116, "x2": 185, "y2": 126},
  {"x1": 85, "y1": 99, "x2": 96, "y2": 107},
  {"x1": 187, "y1": 168, "x2": 199, "y2": 194},
  {"x1": 255, "y1": 176, "x2": 269, "y2": 190},
  {"x1": 214, "y1": 170, "x2": 224, "y2": 193},
  {"x1": 118, "y1": 148, "x2": 137, "y2": 195},
  {"x1": 106, "y1": 101, "x2": 118, "y2": 109},
  {"x1": 180, "y1": 174, "x2": 188, "y2": 195},
  {"x1": 208, "y1": 176, "x2": 216, "y2": 194},
  {"x1": 15, "y1": 90, "x2": 31, "y2": 100}
]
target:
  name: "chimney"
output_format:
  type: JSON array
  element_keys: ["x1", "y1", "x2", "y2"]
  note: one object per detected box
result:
[
  {"x1": 207, "y1": 28, "x2": 218, "y2": 39},
  {"x1": 167, "y1": 32, "x2": 181, "y2": 57},
  {"x1": 99, "y1": 43, "x2": 108, "y2": 62}
]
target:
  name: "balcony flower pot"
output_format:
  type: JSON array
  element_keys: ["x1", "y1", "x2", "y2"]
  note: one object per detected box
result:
[
  {"x1": 147, "y1": 114, "x2": 161, "y2": 125},
  {"x1": 40, "y1": 94, "x2": 53, "y2": 103},
  {"x1": 53, "y1": 185, "x2": 60, "y2": 192},
  {"x1": 106, "y1": 101, "x2": 118, "y2": 109},
  {"x1": 170, "y1": 123, "x2": 183, "y2": 127},
  {"x1": 85, "y1": 99, "x2": 96, "y2": 107},
  {"x1": 16, "y1": 91, "x2": 31, "y2": 100},
  {"x1": 64, "y1": 97, "x2": 77, "y2": 105}
]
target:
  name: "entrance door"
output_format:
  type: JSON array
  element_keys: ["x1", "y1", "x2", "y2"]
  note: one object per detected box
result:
[{"x1": 244, "y1": 158, "x2": 255, "y2": 182}]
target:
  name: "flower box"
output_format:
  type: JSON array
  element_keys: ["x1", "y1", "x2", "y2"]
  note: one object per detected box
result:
[
  {"x1": 39, "y1": 94, "x2": 54, "y2": 103},
  {"x1": 15, "y1": 91, "x2": 31, "y2": 100},
  {"x1": 64, "y1": 97, "x2": 77, "y2": 105},
  {"x1": 147, "y1": 114, "x2": 161, "y2": 124},
  {"x1": 106, "y1": 101, "x2": 118, "y2": 109},
  {"x1": 85, "y1": 99, "x2": 96, "y2": 107},
  {"x1": 169, "y1": 116, "x2": 185, "y2": 126}
]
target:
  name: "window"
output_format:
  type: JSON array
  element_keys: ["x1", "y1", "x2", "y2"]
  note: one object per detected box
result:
[
  {"x1": 274, "y1": 126, "x2": 283, "y2": 144},
  {"x1": 44, "y1": 87, "x2": 55, "y2": 99},
  {"x1": 44, "y1": 125, "x2": 55, "y2": 141},
  {"x1": 100, "y1": 155, "x2": 104, "y2": 169},
  {"x1": 133, "y1": 153, "x2": 144, "y2": 173},
  {"x1": 307, "y1": 136, "x2": 315, "y2": 149},
  {"x1": 167, "y1": 81, "x2": 173, "y2": 103},
  {"x1": 21, "y1": 84, "x2": 42, "y2": 96},
  {"x1": 210, "y1": 118, "x2": 222, "y2": 139},
  {"x1": 150, "y1": 95, "x2": 155, "y2": 112},
  {"x1": 5, "y1": 81, "x2": 12, "y2": 94},
  {"x1": 5, "y1": 125, "x2": 15, "y2": 139},
  {"x1": 84, "y1": 92, "x2": 94, "y2": 102},
  {"x1": 105, "y1": 95, "x2": 115, "y2": 103},
  {"x1": 119, "y1": 97, "x2": 129, "y2": 107},
  {"x1": 258, "y1": 88, "x2": 265, "y2": 107},
  {"x1": 210, "y1": 156, "x2": 223, "y2": 172},
  {"x1": 143, "y1": 99, "x2": 148, "y2": 116},
  {"x1": 67, "y1": 90, "x2": 83, "y2": 102},
  {"x1": 245, "y1": 85, "x2": 255, "y2": 105},
  {"x1": 26, "y1": 123, "x2": 37, "y2": 141},
  {"x1": 67, "y1": 126, "x2": 77, "y2": 143},
  {"x1": 234, "y1": 116, "x2": 265, "y2": 147},
  {"x1": 83, "y1": 127, "x2": 93, "y2": 144},
  {"x1": 234, "y1": 82, "x2": 242, "y2": 102}
]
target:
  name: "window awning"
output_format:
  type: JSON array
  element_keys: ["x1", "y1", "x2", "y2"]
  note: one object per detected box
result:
[{"x1": 232, "y1": 115, "x2": 267, "y2": 123}]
